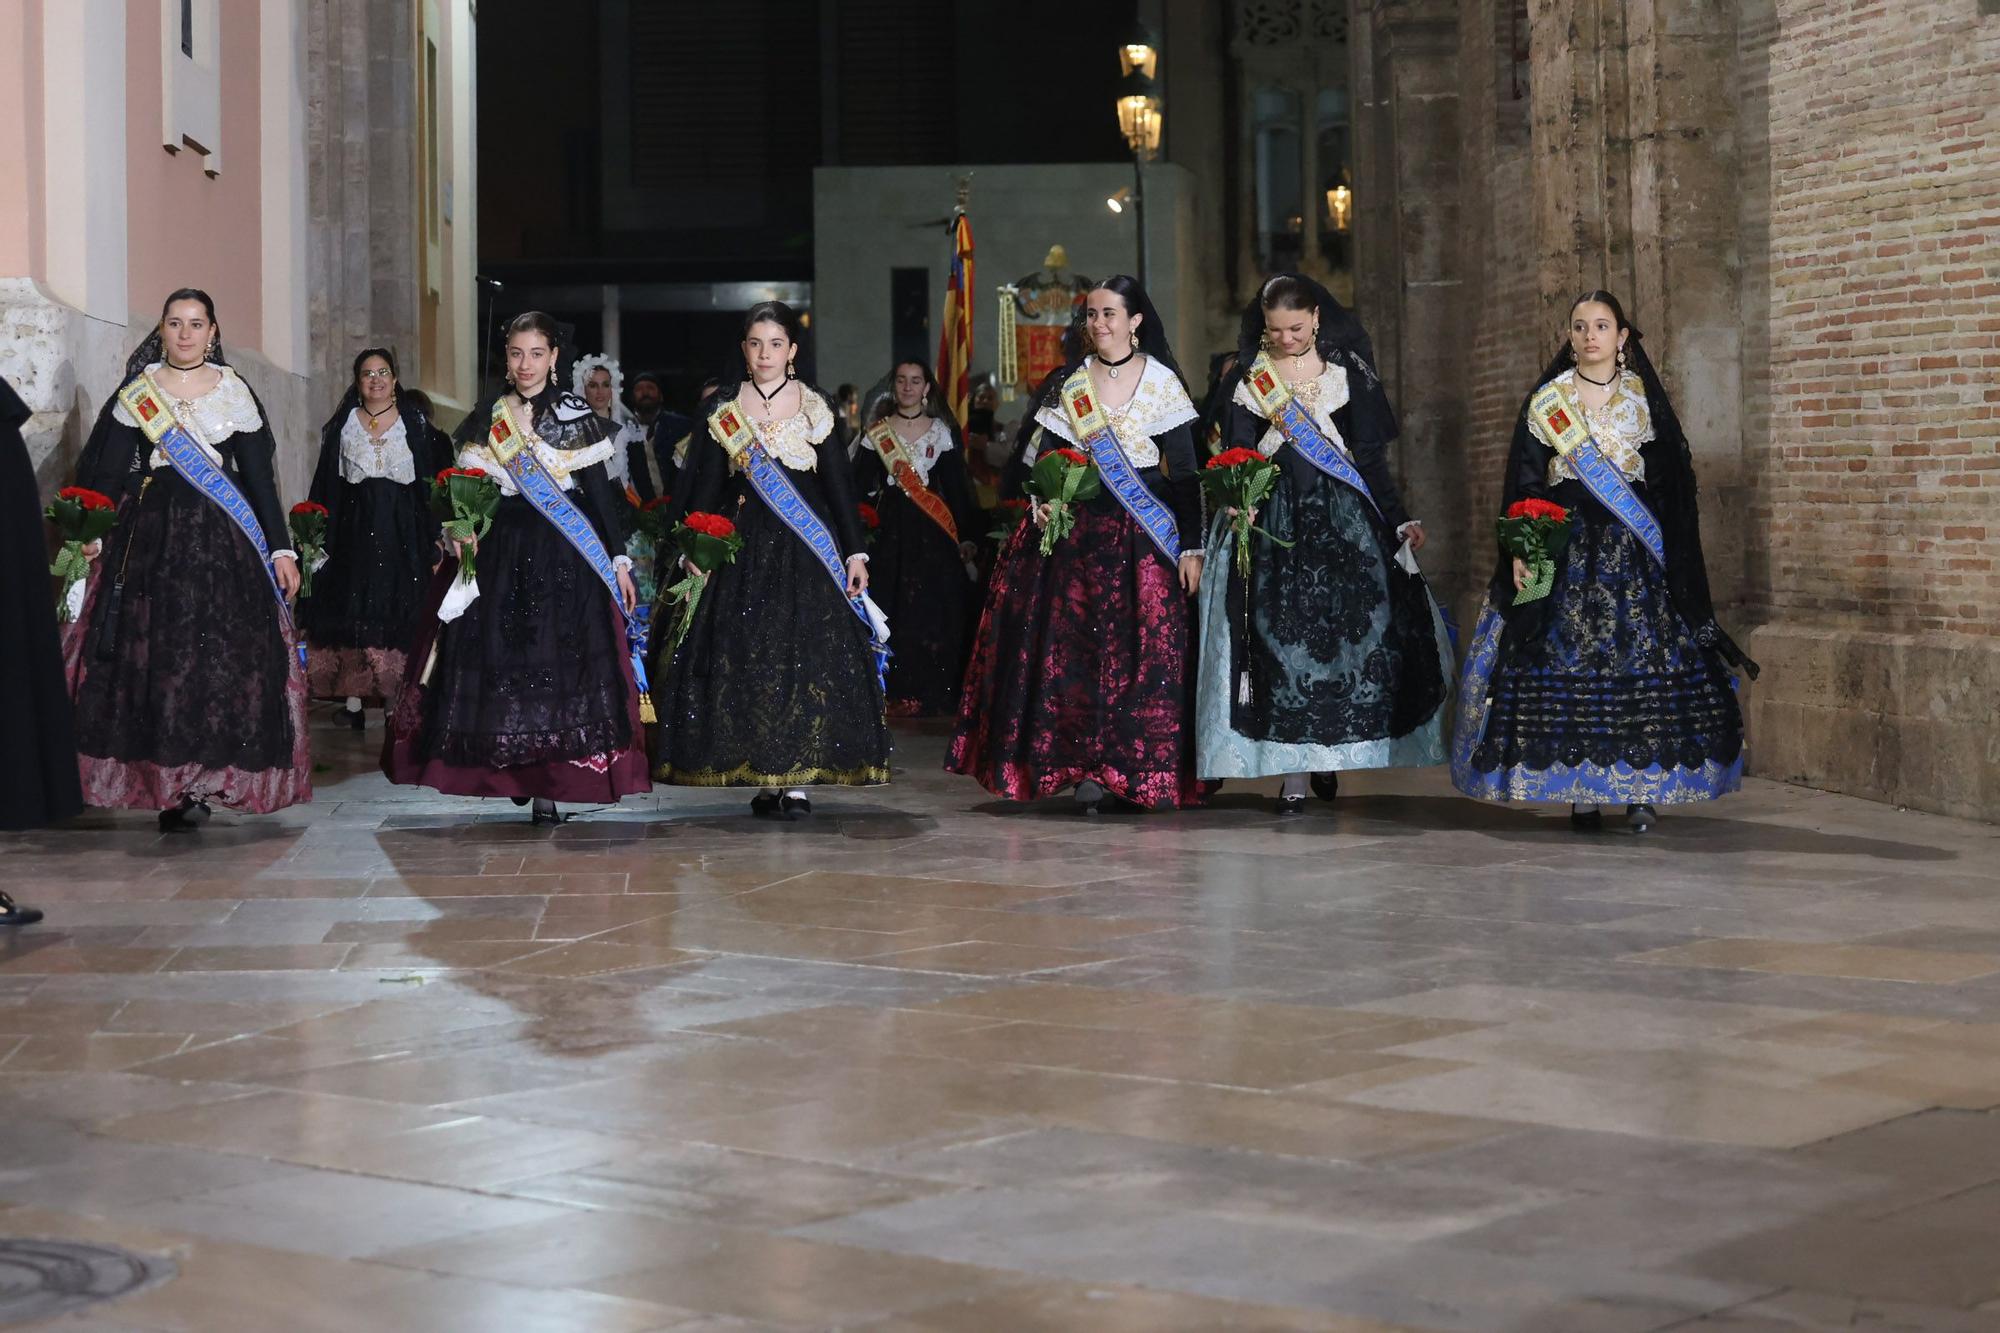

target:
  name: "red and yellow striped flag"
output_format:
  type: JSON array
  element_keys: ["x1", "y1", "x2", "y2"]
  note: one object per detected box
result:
[{"x1": 937, "y1": 210, "x2": 974, "y2": 425}]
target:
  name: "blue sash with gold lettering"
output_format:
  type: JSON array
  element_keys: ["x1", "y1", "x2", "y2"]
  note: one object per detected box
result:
[
  {"x1": 487, "y1": 402, "x2": 652, "y2": 714},
  {"x1": 1239, "y1": 351, "x2": 1382, "y2": 520},
  {"x1": 1530, "y1": 380, "x2": 1665, "y2": 567},
  {"x1": 117, "y1": 373, "x2": 304, "y2": 667},
  {"x1": 708, "y1": 402, "x2": 890, "y2": 690},
  {"x1": 1058, "y1": 366, "x2": 1181, "y2": 563}
]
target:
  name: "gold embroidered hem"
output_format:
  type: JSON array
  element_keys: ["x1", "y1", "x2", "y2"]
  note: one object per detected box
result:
[{"x1": 654, "y1": 762, "x2": 891, "y2": 788}]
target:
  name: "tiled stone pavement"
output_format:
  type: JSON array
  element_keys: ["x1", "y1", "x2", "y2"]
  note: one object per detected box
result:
[{"x1": 4, "y1": 720, "x2": 2000, "y2": 1331}]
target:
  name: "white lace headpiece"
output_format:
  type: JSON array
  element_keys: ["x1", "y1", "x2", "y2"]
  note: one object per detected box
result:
[{"x1": 572, "y1": 353, "x2": 633, "y2": 425}]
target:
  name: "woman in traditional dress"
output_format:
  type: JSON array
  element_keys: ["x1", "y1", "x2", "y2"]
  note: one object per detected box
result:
[
  {"x1": 301, "y1": 348, "x2": 448, "y2": 730},
  {"x1": 383, "y1": 311, "x2": 648, "y2": 823},
  {"x1": 0, "y1": 373, "x2": 73, "y2": 919},
  {"x1": 1451, "y1": 291, "x2": 1757, "y2": 831},
  {"x1": 66, "y1": 289, "x2": 309, "y2": 830},
  {"x1": 575, "y1": 354, "x2": 658, "y2": 503},
  {"x1": 1196, "y1": 275, "x2": 1453, "y2": 813},
  {"x1": 853, "y1": 359, "x2": 978, "y2": 717},
  {"x1": 652, "y1": 300, "x2": 890, "y2": 817},
  {"x1": 948, "y1": 275, "x2": 1208, "y2": 813}
]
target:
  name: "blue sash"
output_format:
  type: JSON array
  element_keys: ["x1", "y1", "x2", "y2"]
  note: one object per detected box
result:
[
  {"x1": 1530, "y1": 379, "x2": 1666, "y2": 567},
  {"x1": 1239, "y1": 352, "x2": 1382, "y2": 520},
  {"x1": 118, "y1": 373, "x2": 304, "y2": 668},
  {"x1": 487, "y1": 402, "x2": 651, "y2": 710},
  {"x1": 709, "y1": 402, "x2": 890, "y2": 688},
  {"x1": 1058, "y1": 366, "x2": 1181, "y2": 562}
]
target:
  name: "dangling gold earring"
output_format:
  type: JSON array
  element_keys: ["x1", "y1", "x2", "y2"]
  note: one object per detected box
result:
[
  {"x1": 786, "y1": 360, "x2": 798, "y2": 381},
  {"x1": 1129, "y1": 332, "x2": 1139, "y2": 350},
  {"x1": 1617, "y1": 347, "x2": 1628, "y2": 369}
]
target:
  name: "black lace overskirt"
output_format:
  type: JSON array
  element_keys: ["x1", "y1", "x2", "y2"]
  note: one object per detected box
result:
[{"x1": 299, "y1": 476, "x2": 429, "y2": 650}]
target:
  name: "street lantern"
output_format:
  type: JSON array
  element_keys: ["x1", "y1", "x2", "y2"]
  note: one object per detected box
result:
[
  {"x1": 1116, "y1": 70, "x2": 1163, "y2": 161},
  {"x1": 1117, "y1": 21, "x2": 1158, "y2": 79}
]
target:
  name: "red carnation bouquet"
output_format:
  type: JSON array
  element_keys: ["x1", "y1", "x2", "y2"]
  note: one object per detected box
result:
[
  {"x1": 1497, "y1": 497, "x2": 1572, "y2": 605},
  {"x1": 288, "y1": 501, "x2": 330, "y2": 599},
  {"x1": 857, "y1": 501, "x2": 881, "y2": 547},
  {"x1": 988, "y1": 497, "x2": 1030, "y2": 543},
  {"x1": 430, "y1": 466, "x2": 500, "y2": 584},
  {"x1": 661, "y1": 510, "x2": 746, "y2": 659},
  {"x1": 45, "y1": 485, "x2": 119, "y2": 622},
  {"x1": 1200, "y1": 447, "x2": 1293, "y2": 579},
  {"x1": 1022, "y1": 446, "x2": 1101, "y2": 555}
]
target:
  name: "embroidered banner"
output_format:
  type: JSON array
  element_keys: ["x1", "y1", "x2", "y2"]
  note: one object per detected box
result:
[
  {"x1": 1531, "y1": 380, "x2": 1665, "y2": 567},
  {"x1": 1240, "y1": 352, "x2": 1382, "y2": 520},
  {"x1": 120, "y1": 373, "x2": 303, "y2": 667},
  {"x1": 1057, "y1": 366, "x2": 1180, "y2": 562},
  {"x1": 865, "y1": 419, "x2": 959, "y2": 543}
]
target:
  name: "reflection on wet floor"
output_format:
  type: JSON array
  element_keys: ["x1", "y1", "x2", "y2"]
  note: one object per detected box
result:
[{"x1": 3, "y1": 723, "x2": 1999, "y2": 1330}]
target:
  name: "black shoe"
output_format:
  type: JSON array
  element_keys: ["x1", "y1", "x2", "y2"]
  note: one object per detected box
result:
[
  {"x1": 159, "y1": 798, "x2": 210, "y2": 833},
  {"x1": 0, "y1": 892, "x2": 43, "y2": 927},
  {"x1": 1627, "y1": 803, "x2": 1657, "y2": 834},
  {"x1": 345, "y1": 706, "x2": 366, "y2": 732},
  {"x1": 1310, "y1": 771, "x2": 1339, "y2": 802},
  {"x1": 1570, "y1": 804, "x2": 1603, "y2": 831},
  {"x1": 1278, "y1": 795, "x2": 1306, "y2": 817},
  {"x1": 750, "y1": 792, "x2": 781, "y2": 817},
  {"x1": 778, "y1": 793, "x2": 812, "y2": 820},
  {"x1": 510, "y1": 796, "x2": 531, "y2": 807},
  {"x1": 530, "y1": 798, "x2": 562, "y2": 826},
  {"x1": 1074, "y1": 780, "x2": 1105, "y2": 816}
]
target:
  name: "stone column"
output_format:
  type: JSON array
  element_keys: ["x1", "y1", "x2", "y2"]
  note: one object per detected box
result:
[{"x1": 1352, "y1": 0, "x2": 1470, "y2": 603}]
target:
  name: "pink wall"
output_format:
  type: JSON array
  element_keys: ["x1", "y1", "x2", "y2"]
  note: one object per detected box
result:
[
  {"x1": 0, "y1": 1, "x2": 46, "y2": 277},
  {"x1": 124, "y1": 3, "x2": 265, "y2": 348}
]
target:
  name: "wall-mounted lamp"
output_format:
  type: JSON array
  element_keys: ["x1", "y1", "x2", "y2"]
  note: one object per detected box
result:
[
  {"x1": 1106, "y1": 186, "x2": 1131, "y2": 214},
  {"x1": 1325, "y1": 184, "x2": 1353, "y2": 232}
]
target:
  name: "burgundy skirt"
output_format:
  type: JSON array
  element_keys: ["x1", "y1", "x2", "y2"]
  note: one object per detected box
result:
[{"x1": 947, "y1": 499, "x2": 1206, "y2": 808}]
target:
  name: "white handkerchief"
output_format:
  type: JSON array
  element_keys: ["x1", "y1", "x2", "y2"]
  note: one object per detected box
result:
[
  {"x1": 860, "y1": 591, "x2": 891, "y2": 644},
  {"x1": 1396, "y1": 538, "x2": 1420, "y2": 575},
  {"x1": 64, "y1": 579, "x2": 86, "y2": 622},
  {"x1": 438, "y1": 574, "x2": 480, "y2": 622}
]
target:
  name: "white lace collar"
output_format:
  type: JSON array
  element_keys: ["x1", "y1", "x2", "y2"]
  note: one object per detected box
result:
[
  {"x1": 1029, "y1": 356, "x2": 1197, "y2": 466},
  {"x1": 1232, "y1": 362, "x2": 1352, "y2": 458},
  {"x1": 339, "y1": 408, "x2": 415, "y2": 484},
  {"x1": 865, "y1": 415, "x2": 953, "y2": 484},
  {"x1": 711, "y1": 389, "x2": 834, "y2": 471},
  {"x1": 457, "y1": 403, "x2": 616, "y2": 495},
  {"x1": 115, "y1": 364, "x2": 264, "y2": 445}
]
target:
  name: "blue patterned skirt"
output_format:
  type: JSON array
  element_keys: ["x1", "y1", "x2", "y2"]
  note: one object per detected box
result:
[{"x1": 1450, "y1": 512, "x2": 1745, "y2": 805}]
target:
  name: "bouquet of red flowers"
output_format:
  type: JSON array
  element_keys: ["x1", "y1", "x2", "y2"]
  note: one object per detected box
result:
[
  {"x1": 661, "y1": 510, "x2": 746, "y2": 659},
  {"x1": 1200, "y1": 447, "x2": 1293, "y2": 579},
  {"x1": 288, "y1": 501, "x2": 330, "y2": 599},
  {"x1": 430, "y1": 466, "x2": 501, "y2": 584},
  {"x1": 857, "y1": 502, "x2": 881, "y2": 547},
  {"x1": 988, "y1": 497, "x2": 1030, "y2": 543},
  {"x1": 1496, "y1": 497, "x2": 1571, "y2": 605},
  {"x1": 45, "y1": 485, "x2": 118, "y2": 622},
  {"x1": 1022, "y1": 446, "x2": 1101, "y2": 555}
]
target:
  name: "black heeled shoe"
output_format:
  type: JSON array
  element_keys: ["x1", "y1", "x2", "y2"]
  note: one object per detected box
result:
[
  {"x1": 530, "y1": 798, "x2": 562, "y2": 826},
  {"x1": 750, "y1": 792, "x2": 781, "y2": 817},
  {"x1": 1570, "y1": 803, "x2": 1603, "y2": 831},
  {"x1": 778, "y1": 793, "x2": 812, "y2": 821},
  {"x1": 1310, "y1": 771, "x2": 1339, "y2": 802},
  {"x1": 0, "y1": 891, "x2": 44, "y2": 927},
  {"x1": 1627, "y1": 803, "x2": 1657, "y2": 834},
  {"x1": 1074, "y1": 780, "x2": 1105, "y2": 816},
  {"x1": 1277, "y1": 795, "x2": 1306, "y2": 817},
  {"x1": 158, "y1": 798, "x2": 210, "y2": 833}
]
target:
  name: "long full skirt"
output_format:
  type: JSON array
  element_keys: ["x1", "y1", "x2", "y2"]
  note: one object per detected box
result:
[
  {"x1": 1450, "y1": 511, "x2": 1745, "y2": 804},
  {"x1": 652, "y1": 503, "x2": 890, "y2": 787},
  {"x1": 3, "y1": 437, "x2": 83, "y2": 829},
  {"x1": 948, "y1": 498, "x2": 1206, "y2": 808},
  {"x1": 301, "y1": 477, "x2": 430, "y2": 701},
  {"x1": 383, "y1": 496, "x2": 649, "y2": 801},
  {"x1": 871, "y1": 489, "x2": 972, "y2": 716},
  {"x1": 1196, "y1": 470, "x2": 1452, "y2": 778},
  {"x1": 66, "y1": 469, "x2": 310, "y2": 813}
]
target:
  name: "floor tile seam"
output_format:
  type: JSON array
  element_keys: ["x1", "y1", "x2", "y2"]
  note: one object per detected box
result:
[{"x1": 1613, "y1": 950, "x2": 2000, "y2": 985}]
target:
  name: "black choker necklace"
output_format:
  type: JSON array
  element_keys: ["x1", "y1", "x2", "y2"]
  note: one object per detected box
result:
[
  {"x1": 751, "y1": 378, "x2": 786, "y2": 406},
  {"x1": 1100, "y1": 348, "x2": 1138, "y2": 380},
  {"x1": 1575, "y1": 366, "x2": 1617, "y2": 387},
  {"x1": 164, "y1": 359, "x2": 205, "y2": 373},
  {"x1": 363, "y1": 402, "x2": 396, "y2": 421},
  {"x1": 894, "y1": 408, "x2": 925, "y2": 420}
]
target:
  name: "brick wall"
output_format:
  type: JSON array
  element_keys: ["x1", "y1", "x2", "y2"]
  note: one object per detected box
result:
[{"x1": 1746, "y1": 0, "x2": 2000, "y2": 638}]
